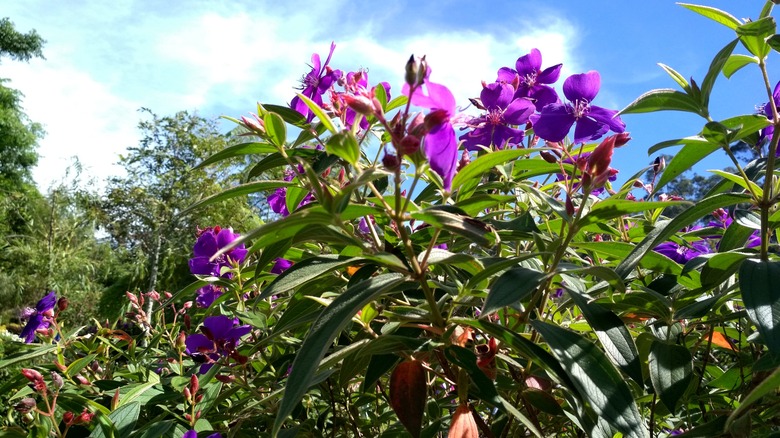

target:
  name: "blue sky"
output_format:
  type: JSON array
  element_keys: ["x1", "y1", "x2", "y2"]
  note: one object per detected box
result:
[{"x1": 2, "y1": 1, "x2": 775, "y2": 191}]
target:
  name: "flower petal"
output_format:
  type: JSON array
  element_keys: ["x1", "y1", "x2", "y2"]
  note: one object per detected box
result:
[
  {"x1": 185, "y1": 333, "x2": 214, "y2": 355},
  {"x1": 537, "y1": 63, "x2": 563, "y2": 85},
  {"x1": 189, "y1": 257, "x2": 217, "y2": 276},
  {"x1": 193, "y1": 231, "x2": 218, "y2": 258},
  {"x1": 36, "y1": 291, "x2": 57, "y2": 312},
  {"x1": 496, "y1": 67, "x2": 517, "y2": 83},
  {"x1": 563, "y1": 71, "x2": 601, "y2": 103},
  {"x1": 531, "y1": 103, "x2": 575, "y2": 142},
  {"x1": 503, "y1": 98, "x2": 536, "y2": 125},
  {"x1": 20, "y1": 314, "x2": 44, "y2": 343},
  {"x1": 572, "y1": 115, "x2": 610, "y2": 145},
  {"x1": 515, "y1": 48, "x2": 542, "y2": 75},
  {"x1": 588, "y1": 105, "x2": 626, "y2": 133},
  {"x1": 203, "y1": 315, "x2": 236, "y2": 340},
  {"x1": 424, "y1": 122, "x2": 458, "y2": 190},
  {"x1": 216, "y1": 228, "x2": 240, "y2": 249},
  {"x1": 527, "y1": 85, "x2": 559, "y2": 111},
  {"x1": 480, "y1": 82, "x2": 514, "y2": 111}
]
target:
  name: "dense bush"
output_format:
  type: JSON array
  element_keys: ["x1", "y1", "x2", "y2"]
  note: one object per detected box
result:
[{"x1": 3, "y1": 2, "x2": 780, "y2": 437}]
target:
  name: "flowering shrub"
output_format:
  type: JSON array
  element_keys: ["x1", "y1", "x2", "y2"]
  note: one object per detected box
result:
[{"x1": 4, "y1": 2, "x2": 780, "y2": 437}]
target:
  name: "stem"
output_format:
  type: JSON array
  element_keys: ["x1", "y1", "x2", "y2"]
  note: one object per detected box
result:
[{"x1": 759, "y1": 59, "x2": 780, "y2": 261}]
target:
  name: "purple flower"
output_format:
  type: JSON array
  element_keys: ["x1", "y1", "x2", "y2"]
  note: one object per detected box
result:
[
  {"x1": 270, "y1": 258, "x2": 293, "y2": 275},
  {"x1": 195, "y1": 284, "x2": 223, "y2": 308},
  {"x1": 531, "y1": 71, "x2": 626, "y2": 144},
  {"x1": 20, "y1": 291, "x2": 56, "y2": 343},
  {"x1": 497, "y1": 48, "x2": 562, "y2": 110},
  {"x1": 339, "y1": 70, "x2": 391, "y2": 130},
  {"x1": 291, "y1": 42, "x2": 343, "y2": 122},
  {"x1": 189, "y1": 227, "x2": 248, "y2": 277},
  {"x1": 268, "y1": 170, "x2": 315, "y2": 217},
  {"x1": 185, "y1": 315, "x2": 252, "y2": 374},
  {"x1": 403, "y1": 68, "x2": 459, "y2": 190},
  {"x1": 460, "y1": 82, "x2": 535, "y2": 151},
  {"x1": 183, "y1": 431, "x2": 222, "y2": 438},
  {"x1": 653, "y1": 240, "x2": 711, "y2": 264}
]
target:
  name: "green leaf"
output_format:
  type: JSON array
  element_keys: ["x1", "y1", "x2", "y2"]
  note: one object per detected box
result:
[
  {"x1": 655, "y1": 140, "x2": 723, "y2": 193},
  {"x1": 263, "y1": 112, "x2": 287, "y2": 147},
  {"x1": 567, "y1": 290, "x2": 643, "y2": 385},
  {"x1": 649, "y1": 341, "x2": 693, "y2": 412},
  {"x1": 481, "y1": 267, "x2": 548, "y2": 316},
  {"x1": 180, "y1": 180, "x2": 295, "y2": 216},
  {"x1": 708, "y1": 169, "x2": 762, "y2": 197},
  {"x1": 246, "y1": 148, "x2": 320, "y2": 180},
  {"x1": 740, "y1": 259, "x2": 780, "y2": 355},
  {"x1": 736, "y1": 17, "x2": 776, "y2": 58},
  {"x1": 273, "y1": 273, "x2": 407, "y2": 436},
  {"x1": 721, "y1": 114, "x2": 772, "y2": 142},
  {"x1": 619, "y1": 89, "x2": 704, "y2": 116},
  {"x1": 572, "y1": 241, "x2": 683, "y2": 276},
  {"x1": 768, "y1": 34, "x2": 780, "y2": 53},
  {"x1": 294, "y1": 93, "x2": 337, "y2": 134},
  {"x1": 410, "y1": 207, "x2": 497, "y2": 247},
  {"x1": 699, "y1": 251, "x2": 750, "y2": 287},
  {"x1": 723, "y1": 54, "x2": 759, "y2": 79},
  {"x1": 579, "y1": 200, "x2": 688, "y2": 228},
  {"x1": 195, "y1": 142, "x2": 276, "y2": 169},
  {"x1": 531, "y1": 321, "x2": 646, "y2": 438},
  {"x1": 701, "y1": 39, "x2": 738, "y2": 108},
  {"x1": 262, "y1": 104, "x2": 309, "y2": 128},
  {"x1": 726, "y1": 364, "x2": 780, "y2": 429},
  {"x1": 261, "y1": 255, "x2": 359, "y2": 299},
  {"x1": 89, "y1": 402, "x2": 140, "y2": 438},
  {"x1": 657, "y1": 63, "x2": 690, "y2": 92},
  {"x1": 678, "y1": 3, "x2": 741, "y2": 29},
  {"x1": 0, "y1": 344, "x2": 57, "y2": 370},
  {"x1": 647, "y1": 135, "x2": 710, "y2": 155},
  {"x1": 451, "y1": 148, "x2": 538, "y2": 193},
  {"x1": 614, "y1": 193, "x2": 751, "y2": 279},
  {"x1": 325, "y1": 130, "x2": 360, "y2": 167}
]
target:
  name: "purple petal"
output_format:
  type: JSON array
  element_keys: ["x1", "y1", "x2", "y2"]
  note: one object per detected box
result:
[
  {"x1": 515, "y1": 48, "x2": 542, "y2": 76},
  {"x1": 496, "y1": 67, "x2": 517, "y2": 83},
  {"x1": 406, "y1": 80, "x2": 456, "y2": 114},
  {"x1": 480, "y1": 82, "x2": 514, "y2": 110},
  {"x1": 271, "y1": 258, "x2": 293, "y2": 274},
  {"x1": 193, "y1": 232, "x2": 218, "y2": 258},
  {"x1": 195, "y1": 285, "x2": 222, "y2": 308},
  {"x1": 424, "y1": 122, "x2": 458, "y2": 190},
  {"x1": 189, "y1": 257, "x2": 217, "y2": 276},
  {"x1": 225, "y1": 325, "x2": 252, "y2": 342},
  {"x1": 563, "y1": 71, "x2": 601, "y2": 103},
  {"x1": 227, "y1": 247, "x2": 248, "y2": 265},
  {"x1": 216, "y1": 229, "x2": 240, "y2": 249},
  {"x1": 203, "y1": 315, "x2": 236, "y2": 340},
  {"x1": 503, "y1": 98, "x2": 536, "y2": 125},
  {"x1": 572, "y1": 116, "x2": 610, "y2": 145},
  {"x1": 531, "y1": 103, "x2": 576, "y2": 142},
  {"x1": 588, "y1": 105, "x2": 626, "y2": 133},
  {"x1": 20, "y1": 314, "x2": 44, "y2": 343},
  {"x1": 654, "y1": 242, "x2": 687, "y2": 264},
  {"x1": 183, "y1": 430, "x2": 198, "y2": 438},
  {"x1": 537, "y1": 63, "x2": 563, "y2": 85},
  {"x1": 36, "y1": 291, "x2": 57, "y2": 312},
  {"x1": 527, "y1": 85, "x2": 559, "y2": 111},
  {"x1": 185, "y1": 333, "x2": 214, "y2": 355},
  {"x1": 491, "y1": 125, "x2": 525, "y2": 149},
  {"x1": 460, "y1": 126, "x2": 492, "y2": 151}
]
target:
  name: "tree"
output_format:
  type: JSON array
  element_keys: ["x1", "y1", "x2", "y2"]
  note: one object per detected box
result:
[{"x1": 100, "y1": 110, "x2": 261, "y2": 313}]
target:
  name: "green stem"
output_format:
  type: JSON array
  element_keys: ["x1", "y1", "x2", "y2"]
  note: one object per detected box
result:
[{"x1": 759, "y1": 59, "x2": 779, "y2": 261}]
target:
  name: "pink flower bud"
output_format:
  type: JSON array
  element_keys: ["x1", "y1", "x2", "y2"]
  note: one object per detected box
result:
[
  {"x1": 342, "y1": 94, "x2": 374, "y2": 116},
  {"x1": 190, "y1": 374, "x2": 200, "y2": 394},
  {"x1": 63, "y1": 411, "x2": 75, "y2": 425},
  {"x1": 21, "y1": 368, "x2": 43, "y2": 383},
  {"x1": 399, "y1": 135, "x2": 420, "y2": 155},
  {"x1": 240, "y1": 114, "x2": 265, "y2": 134}
]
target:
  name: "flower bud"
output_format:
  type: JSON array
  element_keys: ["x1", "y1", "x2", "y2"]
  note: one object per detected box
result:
[
  {"x1": 14, "y1": 398, "x2": 37, "y2": 414},
  {"x1": 21, "y1": 368, "x2": 43, "y2": 383},
  {"x1": 614, "y1": 132, "x2": 631, "y2": 147},
  {"x1": 458, "y1": 150, "x2": 471, "y2": 171},
  {"x1": 215, "y1": 374, "x2": 235, "y2": 384},
  {"x1": 399, "y1": 135, "x2": 420, "y2": 155},
  {"x1": 408, "y1": 112, "x2": 426, "y2": 137},
  {"x1": 112, "y1": 389, "x2": 120, "y2": 410},
  {"x1": 448, "y1": 404, "x2": 479, "y2": 438},
  {"x1": 539, "y1": 150, "x2": 558, "y2": 163},
  {"x1": 190, "y1": 374, "x2": 200, "y2": 395},
  {"x1": 653, "y1": 156, "x2": 665, "y2": 173},
  {"x1": 382, "y1": 153, "x2": 400, "y2": 171},
  {"x1": 240, "y1": 114, "x2": 265, "y2": 134},
  {"x1": 342, "y1": 94, "x2": 374, "y2": 116},
  {"x1": 183, "y1": 387, "x2": 192, "y2": 402},
  {"x1": 424, "y1": 109, "x2": 449, "y2": 131},
  {"x1": 50, "y1": 372, "x2": 64, "y2": 389},
  {"x1": 63, "y1": 411, "x2": 75, "y2": 425},
  {"x1": 418, "y1": 56, "x2": 428, "y2": 86},
  {"x1": 74, "y1": 409, "x2": 94, "y2": 425},
  {"x1": 404, "y1": 55, "x2": 418, "y2": 87},
  {"x1": 74, "y1": 374, "x2": 90, "y2": 386},
  {"x1": 57, "y1": 297, "x2": 69, "y2": 311},
  {"x1": 176, "y1": 331, "x2": 187, "y2": 350}
]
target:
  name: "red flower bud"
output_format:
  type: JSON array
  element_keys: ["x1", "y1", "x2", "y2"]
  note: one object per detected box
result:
[
  {"x1": 448, "y1": 404, "x2": 479, "y2": 438},
  {"x1": 14, "y1": 398, "x2": 37, "y2": 414},
  {"x1": 342, "y1": 94, "x2": 374, "y2": 116},
  {"x1": 399, "y1": 135, "x2": 420, "y2": 155},
  {"x1": 424, "y1": 109, "x2": 449, "y2": 131},
  {"x1": 63, "y1": 411, "x2": 75, "y2": 425},
  {"x1": 190, "y1": 374, "x2": 200, "y2": 395},
  {"x1": 74, "y1": 409, "x2": 94, "y2": 425},
  {"x1": 382, "y1": 153, "x2": 400, "y2": 171},
  {"x1": 21, "y1": 368, "x2": 43, "y2": 383},
  {"x1": 57, "y1": 297, "x2": 69, "y2": 311}
]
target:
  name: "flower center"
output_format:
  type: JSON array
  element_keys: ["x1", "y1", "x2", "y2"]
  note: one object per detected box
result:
[
  {"x1": 571, "y1": 99, "x2": 590, "y2": 119},
  {"x1": 486, "y1": 108, "x2": 503, "y2": 125},
  {"x1": 522, "y1": 71, "x2": 538, "y2": 87}
]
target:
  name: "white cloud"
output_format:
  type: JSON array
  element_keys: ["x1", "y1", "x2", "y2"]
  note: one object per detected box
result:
[{"x1": 3, "y1": 2, "x2": 580, "y2": 191}]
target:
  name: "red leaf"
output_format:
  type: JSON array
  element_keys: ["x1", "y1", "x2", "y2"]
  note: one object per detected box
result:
[{"x1": 390, "y1": 360, "x2": 427, "y2": 438}]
